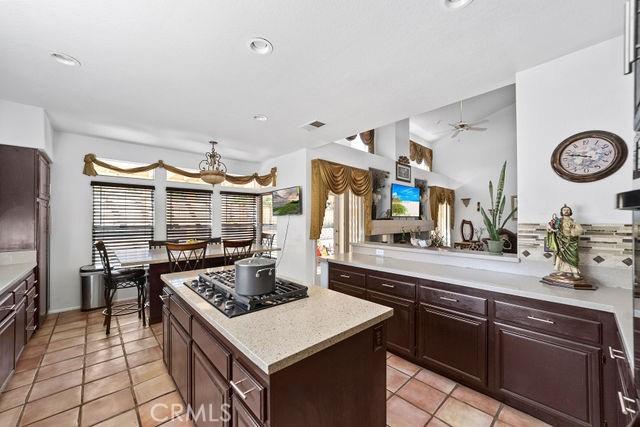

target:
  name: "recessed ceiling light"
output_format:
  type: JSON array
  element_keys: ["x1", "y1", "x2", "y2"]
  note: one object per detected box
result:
[
  {"x1": 247, "y1": 37, "x2": 273, "y2": 55},
  {"x1": 50, "y1": 52, "x2": 81, "y2": 66},
  {"x1": 443, "y1": 0, "x2": 474, "y2": 9},
  {"x1": 253, "y1": 114, "x2": 268, "y2": 122}
]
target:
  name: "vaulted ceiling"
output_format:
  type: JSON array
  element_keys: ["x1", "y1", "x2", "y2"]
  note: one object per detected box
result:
[{"x1": 0, "y1": 0, "x2": 623, "y2": 160}]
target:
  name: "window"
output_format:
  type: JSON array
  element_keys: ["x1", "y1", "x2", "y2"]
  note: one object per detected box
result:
[
  {"x1": 437, "y1": 201, "x2": 452, "y2": 246},
  {"x1": 261, "y1": 193, "x2": 277, "y2": 245},
  {"x1": 93, "y1": 159, "x2": 154, "y2": 180},
  {"x1": 166, "y1": 168, "x2": 205, "y2": 185},
  {"x1": 92, "y1": 182, "x2": 155, "y2": 264},
  {"x1": 410, "y1": 160, "x2": 430, "y2": 172},
  {"x1": 221, "y1": 192, "x2": 258, "y2": 241},
  {"x1": 166, "y1": 187, "x2": 212, "y2": 241}
]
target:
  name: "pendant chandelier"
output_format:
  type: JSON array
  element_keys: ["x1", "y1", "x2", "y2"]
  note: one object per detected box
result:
[{"x1": 199, "y1": 141, "x2": 227, "y2": 185}]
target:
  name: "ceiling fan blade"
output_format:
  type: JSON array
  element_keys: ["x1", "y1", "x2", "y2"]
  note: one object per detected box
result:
[
  {"x1": 450, "y1": 130, "x2": 461, "y2": 139},
  {"x1": 448, "y1": 123, "x2": 458, "y2": 128},
  {"x1": 467, "y1": 127, "x2": 487, "y2": 131},
  {"x1": 469, "y1": 119, "x2": 489, "y2": 126}
]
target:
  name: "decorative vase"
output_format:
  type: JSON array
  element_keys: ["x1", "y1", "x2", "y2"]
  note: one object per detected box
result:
[{"x1": 487, "y1": 240, "x2": 504, "y2": 254}]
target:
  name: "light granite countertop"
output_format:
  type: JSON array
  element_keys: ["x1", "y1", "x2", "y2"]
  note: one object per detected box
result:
[
  {"x1": 161, "y1": 267, "x2": 393, "y2": 375},
  {"x1": 0, "y1": 251, "x2": 37, "y2": 296},
  {"x1": 322, "y1": 252, "x2": 633, "y2": 360}
]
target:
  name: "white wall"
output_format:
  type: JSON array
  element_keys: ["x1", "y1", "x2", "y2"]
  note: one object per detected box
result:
[
  {"x1": 50, "y1": 131, "x2": 260, "y2": 311},
  {"x1": 433, "y1": 104, "x2": 517, "y2": 242},
  {"x1": 0, "y1": 99, "x2": 53, "y2": 159},
  {"x1": 516, "y1": 36, "x2": 634, "y2": 224}
]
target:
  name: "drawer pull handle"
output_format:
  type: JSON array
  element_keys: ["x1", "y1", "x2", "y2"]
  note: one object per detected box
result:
[
  {"x1": 381, "y1": 283, "x2": 395, "y2": 288},
  {"x1": 26, "y1": 326, "x2": 37, "y2": 331},
  {"x1": 439, "y1": 296, "x2": 458, "y2": 302},
  {"x1": 609, "y1": 347, "x2": 627, "y2": 360},
  {"x1": 618, "y1": 391, "x2": 637, "y2": 415},
  {"x1": 159, "y1": 295, "x2": 170, "y2": 302},
  {"x1": 230, "y1": 378, "x2": 256, "y2": 400},
  {"x1": 0, "y1": 304, "x2": 16, "y2": 312},
  {"x1": 339, "y1": 274, "x2": 351, "y2": 279},
  {"x1": 526, "y1": 315, "x2": 554, "y2": 325}
]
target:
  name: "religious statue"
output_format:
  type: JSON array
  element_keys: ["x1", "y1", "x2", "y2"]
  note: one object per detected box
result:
[{"x1": 541, "y1": 205, "x2": 595, "y2": 290}]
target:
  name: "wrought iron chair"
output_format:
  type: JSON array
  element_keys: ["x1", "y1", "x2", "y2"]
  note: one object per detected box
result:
[
  {"x1": 261, "y1": 233, "x2": 275, "y2": 258},
  {"x1": 222, "y1": 239, "x2": 253, "y2": 265},
  {"x1": 165, "y1": 241, "x2": 208, "y2": 272},
  {"x1": 94, "y1": 241, "x2": 147, "y2": 335}
]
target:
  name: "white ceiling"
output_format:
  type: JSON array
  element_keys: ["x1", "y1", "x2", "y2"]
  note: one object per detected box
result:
[
  {"x1": 0, "y1": 0, "x2": 624, "y2": 161},
  {"x1": 411, "y1": 84, "x2": 516, "y2": 143}
]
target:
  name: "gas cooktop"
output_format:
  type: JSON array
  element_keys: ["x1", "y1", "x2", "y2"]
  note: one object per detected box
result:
[{"x1": 183, "y1": 268, "x2": 308, "y2": 318}]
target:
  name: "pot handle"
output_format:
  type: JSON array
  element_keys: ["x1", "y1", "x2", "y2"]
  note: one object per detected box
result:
[{"x1": 255, "y1": 267, "x2": 275, "y2": 278}]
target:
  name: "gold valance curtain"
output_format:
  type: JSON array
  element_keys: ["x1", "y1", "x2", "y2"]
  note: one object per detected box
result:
[
  {"x1": 310, "y1": 159, "x2": 372, "y2": 240},
  {"x1": 83, "y1": 154, "x2": 277, "y2": 186},
  {"x1": 429, "y1": 186, "x2": 455, "y2": 229},
  {"x1": 345, "y1": 129, "x2": 375, "y2": 154},
  {"x1": 409, "y1": 140, "x2": 433, "y2": 170}
]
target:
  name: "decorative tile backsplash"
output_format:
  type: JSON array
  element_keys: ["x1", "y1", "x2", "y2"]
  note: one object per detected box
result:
[{"x1": 518, "y1": 223, "x2": 633, "y2": 269}]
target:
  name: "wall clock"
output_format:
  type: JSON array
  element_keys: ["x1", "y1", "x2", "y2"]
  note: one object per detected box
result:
[{"x1": 551, "y1": 130, "x2": 628, "y2": 182}]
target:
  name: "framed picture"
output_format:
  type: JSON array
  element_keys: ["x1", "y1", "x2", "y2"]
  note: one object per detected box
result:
[
  {"x1": 511, "y1": 195, "x2": 518, "y2": 221},
  {"x1": 396, "y1": 162, "x2": 411, "y2": 182}
]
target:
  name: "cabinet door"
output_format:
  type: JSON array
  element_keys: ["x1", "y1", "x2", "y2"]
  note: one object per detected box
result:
[
  {"x1": 162, "y1": 306, "x2": 170, "y2": 368},
  {"x1": 14, "y1": 298, "x2": 26, "y2": 361},
  {"x1": 493, "y1": 322, "x2": 601, "y2": 426},
  {"x1": 37, "y1": 154, "x2": 50, "y2": 200},
  {"x1": 417, "y1": 304, "x2": 487, "y2": 387},
  {"x1": 0, "y1": 313, "x2": 16, "y2": 390},
  {"x1": 231, "y1": 396, "x2": 261, "y2": 427},
  {"x1": 192, "y1": 344, "x2": 230, "y2": 427},
  {"x1": 366, "y1": 290, "x2": 415, "y2": 357},
  {"x1": 36, "y1": 199, "x2": 49, "y2": 319},
  {"x1": 329, "y1": 281, "x2": 366, "y2": 299},
  {"x1": 170, "y1": 316, "x2": 191, "y2": 405}
]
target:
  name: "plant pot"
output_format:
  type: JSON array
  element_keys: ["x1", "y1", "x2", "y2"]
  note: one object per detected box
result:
[{"x1": 487, "y1": 240, "x2": 504, "y2": 254}]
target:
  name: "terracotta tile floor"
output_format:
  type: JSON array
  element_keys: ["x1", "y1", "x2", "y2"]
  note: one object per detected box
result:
[{"x1": 0, "y1": 308, "x2": 550, "y2": 427}]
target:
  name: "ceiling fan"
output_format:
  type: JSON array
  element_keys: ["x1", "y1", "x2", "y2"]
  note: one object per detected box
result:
[{"x1": 438, "y1": 100, "x2": 489, "y2": 140}]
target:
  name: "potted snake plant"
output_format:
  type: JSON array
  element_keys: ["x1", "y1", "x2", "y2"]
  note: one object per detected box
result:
[{"x1": 480, "y1": 161, "x2": 517, "y2": 254}]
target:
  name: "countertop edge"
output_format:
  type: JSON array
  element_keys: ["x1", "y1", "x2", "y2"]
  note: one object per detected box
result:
[
  {"x1": 162, "y1": 277, "x2": 393, "y2": 375},
  {"x1": 0, "y1": 262, "x2": 37, "y2": 295}
]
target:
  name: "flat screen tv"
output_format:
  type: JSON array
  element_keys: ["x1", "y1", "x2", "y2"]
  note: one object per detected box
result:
[
  {"x1": 391, "y1": 183, "x2": 420, "y2": 218},
  {"x1": 273, "y1": 186, "x2": 302, "y2": 216}
]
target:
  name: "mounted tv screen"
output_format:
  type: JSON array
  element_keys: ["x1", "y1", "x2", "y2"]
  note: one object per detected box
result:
[
  {"x1": 391, "y1": 183, "x2": 420, "y2": 218},
  {"x1": 273, "y1": 186, "x2": 302, "y2": 216}
]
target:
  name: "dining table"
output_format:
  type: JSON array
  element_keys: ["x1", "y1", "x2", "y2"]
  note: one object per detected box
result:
[{"x1": 115, "y1": 243, "x2": 280, "y2": 324}]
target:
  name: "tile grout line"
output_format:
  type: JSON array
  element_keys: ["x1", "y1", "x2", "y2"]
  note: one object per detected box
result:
[{"x1": 118, "y1": 315, "x2": 145, "y2": 427}]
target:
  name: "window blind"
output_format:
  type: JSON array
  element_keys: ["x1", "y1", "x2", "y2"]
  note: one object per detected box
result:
[
  {"x1": 166, "y1": 187, "x2": 212, "y2": 241},
  {"x1": 221, "y1": 192, "x2": 257, "y2": 241},
  {"x1": 91, "y1": 182, "x2": 155, "y2": 264}
]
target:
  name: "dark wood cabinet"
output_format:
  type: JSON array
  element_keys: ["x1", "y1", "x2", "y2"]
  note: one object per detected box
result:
[
  {"x1": 417, "y1": 304, "x2": 487, "y2": 387},
  {"x1": 192, "y1": 344, "x2": 230, "y2": 427},
  {"x1": 0, "y1": 144, "x2": 50, "y2": 322},
  {"x1": 162, "y1": 305, "x2": 170, "y2": 368},
  {"x1": 366, "y1": 290, "x2": 415, "y2": 357},
  {"x1": 329, "y1": 281, "x2": 366, "y2": 299},
  {"x1": 170, "y1": 316, "x2": 191, "y2": 405},
  {"x1": 231, "y1": 396, "x2": 261, "y2": 427},
  {"x1": 0, "y1": 313, "x2": 16, "y2": 390},
  {"x1": 493, "y1": 322, "x2": 601, "y2": 426},
  {"x1": 14, "y1": 297, "x2": 26, "y2": 362}
]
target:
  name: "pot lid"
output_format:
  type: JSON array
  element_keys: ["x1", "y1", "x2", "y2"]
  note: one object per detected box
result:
[{"x1": 235, "y1": 257, "x2": 276, "y2": 267}]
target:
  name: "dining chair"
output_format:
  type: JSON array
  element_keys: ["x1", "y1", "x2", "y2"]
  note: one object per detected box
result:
[
  {"x1": 222, "y1": 239, "x2": 254, "y2": 265},
  {"x1": 261, "y1": 233, "x2": 275, "y2": 258},
  {"x1": 94, "y1": 241, "x2": 147, "y2": 335},
  {"x1": 165, "y1": 241, "x2": 208, "y2": 272}
]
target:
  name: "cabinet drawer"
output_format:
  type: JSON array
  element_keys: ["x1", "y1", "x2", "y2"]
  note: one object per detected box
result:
[
  {"x1": 368, "y1": 275, "x2": 415, "y2": 300},
  {"x1": 26, "y1": 274, "x2": 35, "y2": 290},
  {"x1": 13, "y1": 281, "x2": 27, "y2": 301},
  {"x1": 420, "y1": 286, "x2": 487, "y2": 316},
  {"x1": 494, "y1": 301, "x2": 601, "y2": 345},
  {"x1": 26, "y1": 287, "x2": 37, "y2": 307},
  {"x1": 169, "y1": 298, "x2": 191, "y2": 334},
  {"x1": 192, "y1": 318, "x2": 231, "y2": 380},
  {"x1": 329, "y1": 281, "x2": 366, "y2": 299},
  {"x1": 0, "y1": 292, "x2": 14, "y2": 323},
  {"x1": 231, "y1": 360, "x2": 266, "y2": 422},
  {"x1": 329, "y1": 265, "x2": 365, "y2": 288}
]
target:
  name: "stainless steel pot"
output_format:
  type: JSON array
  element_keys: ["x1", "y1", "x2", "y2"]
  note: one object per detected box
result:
[{"x1": 234, "y1": 256, "x2": 276, "y2": 295}]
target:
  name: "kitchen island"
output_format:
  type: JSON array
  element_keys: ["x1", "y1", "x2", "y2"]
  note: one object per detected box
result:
[{"x1": 160, "y1": 267, "x2": 392, "y2": 426}]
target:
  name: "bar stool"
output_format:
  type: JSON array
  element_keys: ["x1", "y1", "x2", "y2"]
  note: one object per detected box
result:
[
  {"x1": 222, "y1": 239, "x2": 253, "y2": 265},
  {"x1": 165, "y1": 241, "x2": 208, "y2": 272},
  {"x1": 94, "y1": 241, "x2": 147, "y2": 335}
]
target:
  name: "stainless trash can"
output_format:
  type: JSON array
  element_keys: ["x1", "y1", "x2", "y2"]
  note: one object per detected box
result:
[{"x1": 80, "y1": 265, "x2": 106, "y2": 311}]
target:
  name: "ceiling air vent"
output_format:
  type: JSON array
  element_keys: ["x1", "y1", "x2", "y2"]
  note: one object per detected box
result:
[{"x1": 300, "y1": 120, "x2": 326, "y2": 131}]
